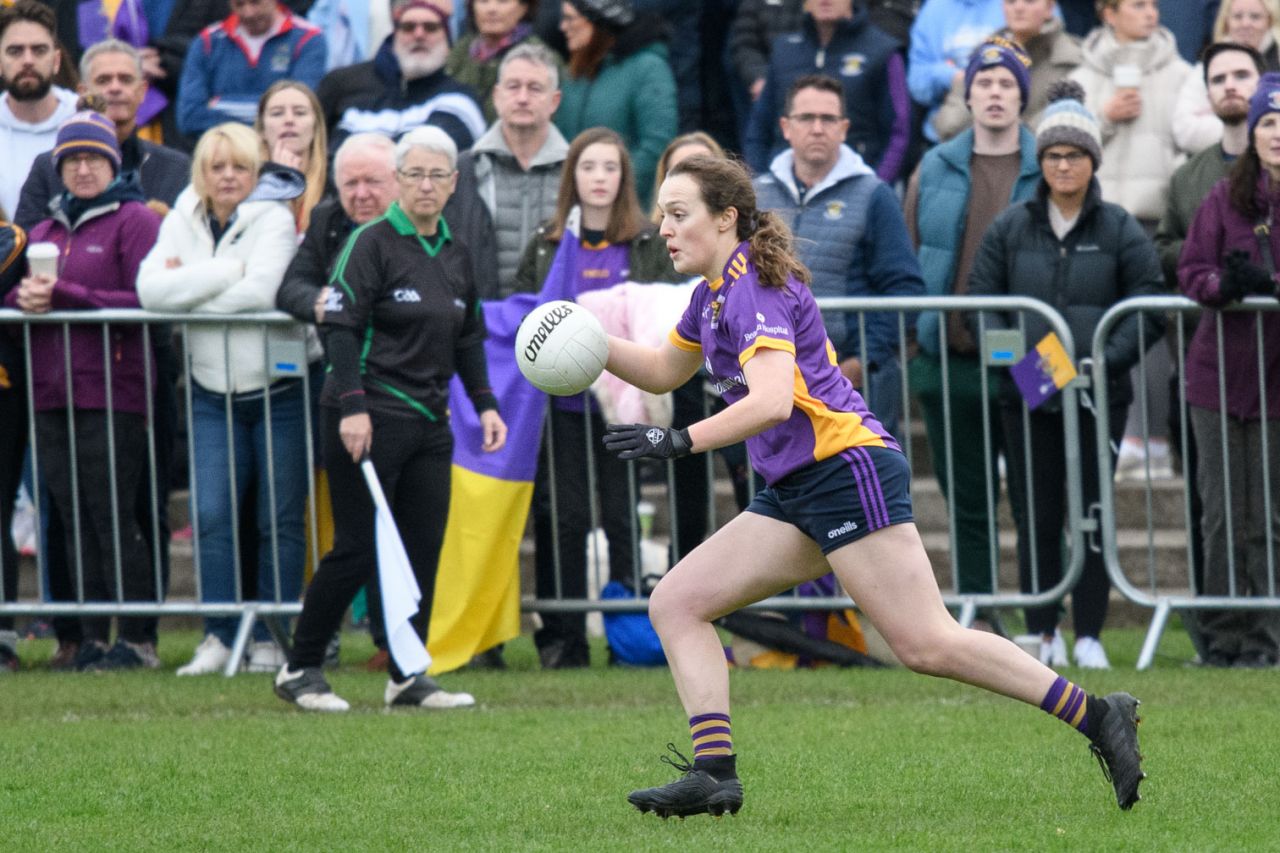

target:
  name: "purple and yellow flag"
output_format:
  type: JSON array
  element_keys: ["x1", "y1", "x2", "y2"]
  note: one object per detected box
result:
[
  {"x1": 1010, "y1": 331, "x2": 1077, "y2": 411},
  {"x1": 427, "y1": 220, "x2": 582, "y2": 673}
]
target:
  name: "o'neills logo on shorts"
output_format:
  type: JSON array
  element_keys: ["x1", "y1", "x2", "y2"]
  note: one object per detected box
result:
[
  {"x1": 523, "y1": 304, "x2": 576, "y2": 363},
  {"x1": 827, "y1": 520, "x2": 858, "y2": 539}
]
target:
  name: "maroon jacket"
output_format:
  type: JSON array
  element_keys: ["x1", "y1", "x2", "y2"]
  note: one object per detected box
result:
[
  {"x1": 5, "y1": 190, "x2": 161, "y2": 415},
  {"x1": 1179, "y1": 176, "x2": 1280, "y2": 420}
]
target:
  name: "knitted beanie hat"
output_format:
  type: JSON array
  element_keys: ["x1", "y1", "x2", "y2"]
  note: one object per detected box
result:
[
  {"x1": 391, "y1": 0, "x2": 448, "y2": 22},
  {"x1": 1035, "y1": 80, "x2": 1102, "y2": 166},
  {"x1": 568, "y1": 0, "x2": 635, "y2": 30},
  {"x1": 1247, "y1": 72, "x2": 1280, "y2": 138},
  {"x1": 964, "y1": 37, "x2": 1032, "y2": 113},
  {"x1": 52, "y1": 111, "x2": 121, "y2": 174}
]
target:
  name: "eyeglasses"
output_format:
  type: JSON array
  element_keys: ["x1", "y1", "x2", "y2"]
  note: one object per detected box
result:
[
  {"x1": 786, "y1": 113, "x2": 844, "y2": 128},
  {"x1": 499, "y1": 80, "x2": 550, "y2": 96},
  {"x1": 396, "y1": 20, "x2": 445, "y2": 35},
  {"x1": 1043, "y1": 151, "x2": 1090, "y2": 166},
  {"x1": 398, "y1": 169, "x2": 455, "y2": 185}
]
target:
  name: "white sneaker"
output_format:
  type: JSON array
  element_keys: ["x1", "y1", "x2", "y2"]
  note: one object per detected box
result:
[
  {"x1": 245, "y1": 641, "x2": 287, "y2": 673},
  {"x1": 274, "y1": 665, "x2": 349, "y2": 712},
  {"x1": 10, "y1": 500, "x2": 35, "y2": 556},
  {"x1": 1074, "y1": 635, "x2": 1111, "y2": 669},
  {"x1": 176, "y1": 634, "x2": 232, "y2": 676},
  {"x1": 385, "y1": 673, "x2": 475, "y2": 709},
  {"x1": 1039, "y1": 629, "x2": 1068, "y2": 668}
]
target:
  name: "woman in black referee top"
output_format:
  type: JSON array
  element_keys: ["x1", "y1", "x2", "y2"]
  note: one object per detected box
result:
[{"x1": 275, "y1": 126, "x2": 508, "y2": 712}]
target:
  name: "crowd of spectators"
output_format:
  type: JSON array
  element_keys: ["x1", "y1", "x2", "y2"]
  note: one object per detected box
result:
[{"x1": 1, "y1": 0, "x2": 1279, "y2": 681}]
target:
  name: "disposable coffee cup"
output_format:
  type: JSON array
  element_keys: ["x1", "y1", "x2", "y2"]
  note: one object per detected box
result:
[
  {"x1": 1113, "y1": 64, "x2": 1140, "y2": 90},
  {"x1": 27, "y1": 242, "x2": 58, "y2": 278}
]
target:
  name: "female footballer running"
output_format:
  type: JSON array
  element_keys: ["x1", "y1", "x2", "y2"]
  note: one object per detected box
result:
[{"x1": 599, "y1": 155, "x2": 1145, "y2": 819}]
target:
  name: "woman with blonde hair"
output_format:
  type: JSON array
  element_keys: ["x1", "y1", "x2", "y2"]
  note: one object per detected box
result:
[
  {"x1": 649, "y1": 132, "x2": 725, "y2": 223},
  {"x1": 255, "y1": 80, "x2": 328, "y2": 232},
  {"x1": 138, "y1": 122, "x2": 310, "y2": 676},
  {"x1": 1174, "y1": 0, "x2": 1280, "y2": 154}
]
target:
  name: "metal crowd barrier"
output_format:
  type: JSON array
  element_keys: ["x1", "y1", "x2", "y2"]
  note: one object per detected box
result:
[
  {"x1": 0, "y1": 309, "x2": 315, "y2": 676},
  {"x1": 527, "y1": 295, "x2": 1092, "y2": 627},
  {"x1": 1091, "y1": 296, "x2": 1280, "y2": 670},
  {"x1": 2, "y1": 297, "x2": 1112, "y2": 669}
]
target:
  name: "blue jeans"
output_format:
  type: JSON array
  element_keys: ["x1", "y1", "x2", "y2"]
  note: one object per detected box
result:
[{"x1": 191, "y1": 380, "x2": 308, "y2": 644}]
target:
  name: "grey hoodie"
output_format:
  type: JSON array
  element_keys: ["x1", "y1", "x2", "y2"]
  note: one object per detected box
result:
[{"x1": 0, "y1": 86, "x2": 77, "y2": 221}]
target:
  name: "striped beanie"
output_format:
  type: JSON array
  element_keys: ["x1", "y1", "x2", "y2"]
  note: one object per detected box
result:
[
  {"x1": 1035, "y1": 80, "x2": 1102, "y2": 166},
  {"x1": 52, "y1": 111, "x2": 121, "y2": 174},
  {"x1": 964, "y1": 38, "x2": 1033, "y2": 113},
  {"x1": 1247, "y1": 72, "x2": 1280, "y2": 138}
]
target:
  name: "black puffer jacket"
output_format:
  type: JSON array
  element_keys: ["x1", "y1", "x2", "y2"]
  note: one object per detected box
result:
[{"x1": 967, "y1": 178, "x2": 1165, "y2": 410}]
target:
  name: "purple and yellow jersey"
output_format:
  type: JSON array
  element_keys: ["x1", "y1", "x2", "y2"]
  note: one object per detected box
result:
[{"x1": 669, "y1": 243, "x2": 900, "y2": 486}]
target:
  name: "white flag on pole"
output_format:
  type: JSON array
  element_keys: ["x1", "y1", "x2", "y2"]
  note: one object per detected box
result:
[{"x1": 361, "y1": 460, "x2": 431, "y2": 677}]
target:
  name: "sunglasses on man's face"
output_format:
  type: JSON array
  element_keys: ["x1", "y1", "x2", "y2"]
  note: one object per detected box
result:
[{"x1": 397, "y1": 20, "x2": 445, "y2": 35}]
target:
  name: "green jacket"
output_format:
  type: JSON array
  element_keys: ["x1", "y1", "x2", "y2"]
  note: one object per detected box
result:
[
  {"x1": 1153, "y1": 143, "x2": 1231, "y2": 289},
  {"x1": 512, "y1": 223, "x2": 682, "y2": 295},
  {"x1": 445, "y1": 34, "x2": 563, "y2": 126},
  {"x1": 553, "y1": 42, "x2": 677, "y2": 208}
]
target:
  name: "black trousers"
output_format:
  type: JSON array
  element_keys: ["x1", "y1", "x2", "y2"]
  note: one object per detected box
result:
[
  {"x1": 289, "y1": 408, "x2": 452, "y2": 681},
  {"x1": 1001, "y1": 400, "x2": 1125, "y2": 639},
  {"x1": 38, "y1": 409, "x2": 155, "y2": 644},
  {"x1": 0, "y1": 375, "x2": 26, "y2": 631},
  {"x1": 532, "y1": 405, "x2": 638, "y2": 657},
  {"x1": 48, "y1": 337, "x2": 177, "y2": 645}
]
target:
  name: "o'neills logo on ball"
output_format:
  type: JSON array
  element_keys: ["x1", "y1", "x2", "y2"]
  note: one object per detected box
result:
[{"x1": 523, "y1": 304, "x2": 576, "y2": 363}]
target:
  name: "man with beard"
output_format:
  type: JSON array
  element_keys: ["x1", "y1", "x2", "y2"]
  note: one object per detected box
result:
[
  {"x1": 1157, "y1": 43, "x2": 1264, "y2": 283},
  {"x1": 1153, "y1": 41, "x2": 1263, "y2": 663},
  {"x1": 0, "y1": 1, "x2": 76, "y2": 220},
  {"x1": 175, "y1": 0, "x2": 324, "y2": 139},
  {"x1": 317, "y1": 0, "x2": 485, "y2": 154}
]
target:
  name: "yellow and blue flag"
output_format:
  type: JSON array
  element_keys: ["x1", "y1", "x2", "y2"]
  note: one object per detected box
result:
[{"x1": 427, "y1": 218, "x2": 583, "y2": 672}]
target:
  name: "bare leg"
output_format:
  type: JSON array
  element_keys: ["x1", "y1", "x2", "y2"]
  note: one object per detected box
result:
[
  {"x1": 647, "y1": 511, "x2": 830, "y2": 715},
  {"x1": 828, "y1": 522, "x2": 1058, "y2": 705}
]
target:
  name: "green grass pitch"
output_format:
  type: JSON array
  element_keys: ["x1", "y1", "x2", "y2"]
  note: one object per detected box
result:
[{"x1": 1, "y1": 626, "x2": 1276, "y2": 851}]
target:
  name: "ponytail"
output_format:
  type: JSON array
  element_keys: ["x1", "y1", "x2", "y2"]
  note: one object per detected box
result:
[{"x1": 748, "y1": 210, "x2": 809, "y2": 288}]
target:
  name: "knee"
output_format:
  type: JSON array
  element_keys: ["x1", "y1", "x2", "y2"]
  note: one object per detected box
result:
[
  {"x1": 887, "y1": 627, "x2": 959, "y2": 677},
  {"x1": 646, "y1": 577, "x2": 701, "y2": 637}
]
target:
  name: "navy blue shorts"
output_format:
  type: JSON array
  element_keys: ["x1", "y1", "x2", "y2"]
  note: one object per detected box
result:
[{"x1": 746, "y1": 446, "x2": 914, "y2": 554}]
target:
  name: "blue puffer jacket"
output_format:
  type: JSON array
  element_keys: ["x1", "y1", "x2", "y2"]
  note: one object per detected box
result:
[
  {"x1": 754, "y1": 146, "x2": 924, "y2": 366},
  {"x1": 913, "y1": 126, "x2": 1041, "y2": 355}
]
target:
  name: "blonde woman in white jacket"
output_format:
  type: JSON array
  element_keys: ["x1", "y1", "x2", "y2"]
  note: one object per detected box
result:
[
  {"x1": 138, "y1": 123, "x2": 309, "y2": 676},
  {"x1": 1069, "y1": 0, "x2": 1190, "y2": 224}
]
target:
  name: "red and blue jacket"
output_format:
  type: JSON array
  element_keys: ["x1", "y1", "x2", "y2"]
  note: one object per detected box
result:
[{"x1": 176, "y1": 5, "x2": 325, "y2": 137}]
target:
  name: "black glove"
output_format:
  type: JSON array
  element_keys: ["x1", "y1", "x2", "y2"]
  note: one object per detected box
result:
[
  {"x1": 602, "y1": 424, "x2": 693, "y2": 460},
  {"x1": 1221, "y1": 250, "x2": 1274, "y2": 302}
]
